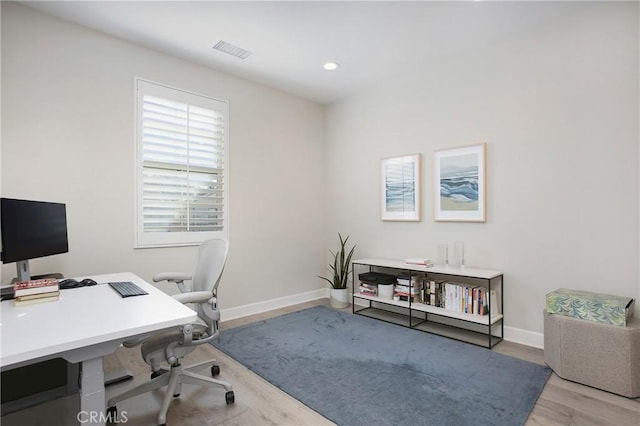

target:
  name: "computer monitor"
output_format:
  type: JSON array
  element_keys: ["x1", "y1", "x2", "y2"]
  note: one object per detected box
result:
[{"x1": 1, "y1": 198, "x2": 69, "y2": 282}]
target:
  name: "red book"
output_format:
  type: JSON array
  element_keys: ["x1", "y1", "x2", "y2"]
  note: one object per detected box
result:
[{"x1": 14, "y1": 278, "x2": 59, "y2": 297}]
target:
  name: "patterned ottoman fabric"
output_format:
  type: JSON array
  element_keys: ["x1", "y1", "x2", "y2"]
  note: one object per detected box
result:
[{"x1": 546, "y1": 288, "x2": 634, "y2": 327}]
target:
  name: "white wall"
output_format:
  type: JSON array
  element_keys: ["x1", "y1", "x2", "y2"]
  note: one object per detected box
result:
[
  {"x1": 2, "y1": 2, "x2": 638, "y2": 346},
  {"x1": 1, "y1": 3, "x2": 327, "y2": 309},
  {"x1": 325, "y1": 2, "x2": 639, "y2": 340}
]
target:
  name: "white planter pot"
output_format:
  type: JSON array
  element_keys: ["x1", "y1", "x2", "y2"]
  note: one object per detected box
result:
[{"x1": 330, "y1": 288, "x2": 350, "y2": 309}]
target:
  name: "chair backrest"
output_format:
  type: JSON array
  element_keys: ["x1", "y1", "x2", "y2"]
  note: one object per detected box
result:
[{"x1": 192, "y1": 238, "x2": 229, "y2": 295}]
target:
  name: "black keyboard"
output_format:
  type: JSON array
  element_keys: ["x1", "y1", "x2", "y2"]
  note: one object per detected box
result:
[{"x1": 108, "y1": 281, "x2": 148, "y2": 298}]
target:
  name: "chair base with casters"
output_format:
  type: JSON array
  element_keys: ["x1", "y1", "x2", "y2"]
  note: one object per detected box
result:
[{"x1": 106, "y1": 358, "x2": 234, "y2": 426}]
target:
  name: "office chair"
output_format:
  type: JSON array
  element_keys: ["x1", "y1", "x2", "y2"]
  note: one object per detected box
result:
[{"x1": 107, "y1": 238, "x2": 234, "y2": 426}]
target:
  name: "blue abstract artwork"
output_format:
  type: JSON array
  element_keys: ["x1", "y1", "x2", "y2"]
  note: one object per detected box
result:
[
  {"x1": 382, "y1": 154, "x2": 420, "y2": 221},
  {"x1": 385, "y1": 160, "x2": 416, "y2": 212},
  {"x1": 435, "y1": 143, "x2": 485, "y2": 222},
  {"x1": 440, "y1": 153, "x2": 479, "y2": 211}
]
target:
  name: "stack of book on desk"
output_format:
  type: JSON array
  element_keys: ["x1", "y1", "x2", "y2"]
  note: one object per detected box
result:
[{"x1": 13, "y1": 278, "x2": 60, "y2": 306}]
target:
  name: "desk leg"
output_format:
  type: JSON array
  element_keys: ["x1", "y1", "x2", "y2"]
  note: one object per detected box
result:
[
  {"x1": 79, "y1": 357, "x2": 106, "y2": 426},
  {"x1": 67, "y1": 362, "x2": 80, "y2": 394}
]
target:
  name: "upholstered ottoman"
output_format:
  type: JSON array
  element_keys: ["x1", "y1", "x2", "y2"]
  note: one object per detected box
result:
[{"x1": 544, "y1": 310, "x2": 640, "y2": 397}]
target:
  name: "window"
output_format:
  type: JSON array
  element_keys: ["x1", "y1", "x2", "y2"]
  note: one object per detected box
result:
[{"x1": 135, "y1": 79, "x2": 229, "y2": 247}]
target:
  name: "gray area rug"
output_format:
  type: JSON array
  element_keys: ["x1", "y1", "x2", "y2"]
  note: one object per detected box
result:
[{"x1": 212, "y1": 306, "x2": 550, "y2": 426}]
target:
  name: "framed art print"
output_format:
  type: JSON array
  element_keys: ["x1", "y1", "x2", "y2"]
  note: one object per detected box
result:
[
  {"x1": 434, "y1": 143, "x2": 486, "y2": 222},
  {"x1": 381, "y1": 153, "x2": 421, "y2": 221}
]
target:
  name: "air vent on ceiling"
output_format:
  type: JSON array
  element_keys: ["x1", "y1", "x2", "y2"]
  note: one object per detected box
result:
[{"x1": 212, "y1": 40, "x2": 252, "y2": 60}]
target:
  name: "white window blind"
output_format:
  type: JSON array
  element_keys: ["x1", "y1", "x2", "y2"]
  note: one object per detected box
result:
[{"x1": 135, "y1": 79, "x2": 229, "y2": 247}]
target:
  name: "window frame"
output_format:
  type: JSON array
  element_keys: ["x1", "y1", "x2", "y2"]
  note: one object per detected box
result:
[{"x1": 134, "y1": 78, "x2": 229, "y2": 248}]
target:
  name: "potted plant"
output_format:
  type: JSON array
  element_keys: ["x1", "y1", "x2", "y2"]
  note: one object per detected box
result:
[{"x1": 318, "y1": 233, "x2": 356, "y2": 308}]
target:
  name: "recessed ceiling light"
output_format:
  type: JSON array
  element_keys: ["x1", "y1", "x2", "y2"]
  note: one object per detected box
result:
[{"x1": 323, "y1": 62, "x2": 339, "y2": 71}]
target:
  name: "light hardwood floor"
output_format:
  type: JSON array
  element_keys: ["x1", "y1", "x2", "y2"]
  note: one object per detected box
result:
[{"x1": 3, "y1": 298, "x2": 640, "y2": 425}]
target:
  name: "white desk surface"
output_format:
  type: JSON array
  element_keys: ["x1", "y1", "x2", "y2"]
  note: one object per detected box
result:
[{"x1": 0, "y1": 272, "x2": 197, "y2": 369}]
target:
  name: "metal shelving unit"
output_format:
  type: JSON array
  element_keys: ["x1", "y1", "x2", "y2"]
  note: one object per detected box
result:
[{"x1": 352, "y1": 258, "x2": 504, "y2": 349}]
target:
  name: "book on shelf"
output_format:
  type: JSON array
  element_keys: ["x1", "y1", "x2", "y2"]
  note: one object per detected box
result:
[
  {"x1": 403, "y1": 258, "x2": 434, "y2": 267},
  {"x1": 430, "y1": 286, "x2": 436, "y2": 306},
  {"x1": 441, "y1": 282, "x2": 489, "y2": 316},
  {"x1": 396, "y1": 277, "x2": 410, "y2": 285},
  {"x1": 489, "y1": 289, "x2": 500, "y2": 317},
  {"x1": 473, "y1": 287, "x2": 489, "y2": 316},
  {"x1": 396, "y1": 293, "x2": 422, "y2": 303},
  {"x1": 395, "y1": 284, "x2": 421, "y2": 294},
  {"x1": 359, "y1": 282, "x2": 377, "y2": 290},
  {"x1": 396, "y1": 274, "x2": 423, "y2": 288},
  {"x1": 424, "y1": 279, "x2": 444, "y2": 307},
  {"x1": 14, "y1": 293, "x2": 60, "y2": 306},
  {"x1": 13, "y1": 278, "x2": 59, "y2": 297},
  {"x1": 359, "y1": 285, "x2": 377, "y2": 296}
]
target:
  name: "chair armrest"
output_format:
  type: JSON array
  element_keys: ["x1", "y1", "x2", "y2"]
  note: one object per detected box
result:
[
  {"x1": 122, "y1": 335, "x2": 148, "y2": 348},
  {"x1": 122, "y1": 330, "x2": 157, "y2": 348},
  {"x1": 172, "y1": 291, "x2": 213, "y2": 304},
  {"x1": 153, "y1": 272, "x2": 193, "y2": 283}
]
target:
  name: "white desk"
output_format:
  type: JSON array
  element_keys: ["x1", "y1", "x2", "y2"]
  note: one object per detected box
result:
[{"x1": 0, "y1": 272, "x2": 197, "y2": 425}]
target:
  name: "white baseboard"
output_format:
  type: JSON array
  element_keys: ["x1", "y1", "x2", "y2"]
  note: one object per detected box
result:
[
  {"x1": 221, "y1": 287, "x2": 329, "y2": 322},
  {"x1": 222, "y1": 290, "x2": 544, "y2": 349},
  {"x1": 504, "y1": 326, "x2": 544, "y2": 349}
]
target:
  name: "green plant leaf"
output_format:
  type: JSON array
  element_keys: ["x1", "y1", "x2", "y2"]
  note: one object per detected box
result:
[{"x1": 318, "y1": 233, "x2": 356, "y2": 289}]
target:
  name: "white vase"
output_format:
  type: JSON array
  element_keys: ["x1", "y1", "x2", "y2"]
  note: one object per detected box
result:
[{"x1": 330, "y1": 288, "x2": 350, "y2": 309}]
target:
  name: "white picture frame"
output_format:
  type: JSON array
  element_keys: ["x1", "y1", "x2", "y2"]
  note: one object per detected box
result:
[
  {"x1": 381, "y1": 154, "x2": 421, "y2": 222},
  {"x1": 434, "y1": 143, "x2": 486, "y2": 222}
]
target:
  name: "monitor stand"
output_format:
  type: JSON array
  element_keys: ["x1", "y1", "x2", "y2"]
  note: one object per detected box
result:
[
  {"x1": 15, "y1": 260, "x2": 31, "y2": 282},
  {"x1": 13, "y1": 259, "x2": 64, "y2": 282}
]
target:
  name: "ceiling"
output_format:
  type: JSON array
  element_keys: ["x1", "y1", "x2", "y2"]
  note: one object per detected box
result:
[{"x1": 22, "y1": 1, "x2": 580, "y2": 105}]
